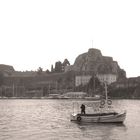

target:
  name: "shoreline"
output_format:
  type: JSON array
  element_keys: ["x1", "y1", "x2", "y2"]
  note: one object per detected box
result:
[{"x1": 0, "y1": 97, "x2": 140, "y2": 100}]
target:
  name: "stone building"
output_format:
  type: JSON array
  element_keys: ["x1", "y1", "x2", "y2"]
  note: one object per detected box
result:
[
  {"x1": 96, "y1": 73, "x2": 117, "y2": 85},
  {"x1": 75, "y1": 75, "x2": 92, "y2": 86},
  {"x1": 75, "y1": 73, "x2": 117, "y2": 87}
]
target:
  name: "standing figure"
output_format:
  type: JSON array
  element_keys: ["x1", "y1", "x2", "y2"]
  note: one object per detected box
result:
[{"x1": 80, "y1": 104, "x2": 86, "y2": 114}]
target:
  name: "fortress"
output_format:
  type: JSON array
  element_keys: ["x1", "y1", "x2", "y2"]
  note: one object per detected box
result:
[
  {"x1": 65, "y1": 48, "x2": 124, "y2": 74},
  {"x1": 65, "y1": 48, "x2": 126, "y2": 85}
]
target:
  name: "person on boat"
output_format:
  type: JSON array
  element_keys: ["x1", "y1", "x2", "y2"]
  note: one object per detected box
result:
[{"x1": 80, "y1": 104, "x2": 86, "y2": 114}]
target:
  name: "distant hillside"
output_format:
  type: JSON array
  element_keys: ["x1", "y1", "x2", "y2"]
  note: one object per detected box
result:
[
  {"x1": 108, "y1": 77, "x2": 140, "y2": 98},
  {"x1": 0, "y1": 64, "x2": 15, "y2": 76},
  {"x1": 0, "y1": 64, "x2": 15, "y2": 72}
]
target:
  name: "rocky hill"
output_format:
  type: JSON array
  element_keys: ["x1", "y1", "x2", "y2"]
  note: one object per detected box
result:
[
  {"x1": 65, "y1": 48, "x2": 126, "y2": 79},
  {"x1": 0, "y1": 64, "x2": 14, "y2": 72},
  {"x1": 0, "y1": 64, "x2": 15, "y2": 76}
]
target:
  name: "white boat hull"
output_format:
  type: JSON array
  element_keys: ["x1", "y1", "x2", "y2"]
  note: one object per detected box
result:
[{"x1": 70, "y1": 111, "x2": 126, "y2": 123}]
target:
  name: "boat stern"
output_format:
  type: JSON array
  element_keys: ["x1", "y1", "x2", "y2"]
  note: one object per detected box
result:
[{"x1": 70, "y1": 113, "x2": 78, "y2": 121}]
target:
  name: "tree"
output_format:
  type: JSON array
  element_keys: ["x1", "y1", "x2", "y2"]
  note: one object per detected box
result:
[
  {"x1": 37, "y1": 67, "x2": 43, "y2": 75},
  {"x1": 87, "y1": 75, "x2": 103, "y2": 96},
  {"x1": 0, "y1": 72, "x2": 4, "y2": 86},
  {"x1": 51, "y1": 65, "x2": 54, "y2": 72},
  {"x1": 46, "y1": 69, "x2": 50, "y2": 74},
  {"x1": 54, "y1": 61, "x2": 62, "y2": 72}
]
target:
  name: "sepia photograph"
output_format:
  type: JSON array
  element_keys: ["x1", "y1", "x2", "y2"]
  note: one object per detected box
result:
[{"x1": 0, "y1": 0, "x2": 140, "y2": 140}]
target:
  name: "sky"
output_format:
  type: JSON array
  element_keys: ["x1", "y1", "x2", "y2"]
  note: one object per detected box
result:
[{"x1": 0, "y1": 0, "x2": 140, "y2": 78}]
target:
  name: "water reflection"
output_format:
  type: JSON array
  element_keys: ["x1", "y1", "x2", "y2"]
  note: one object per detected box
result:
[{"x1": 76, "y1": 122, "x2": 126, "y2": 140}]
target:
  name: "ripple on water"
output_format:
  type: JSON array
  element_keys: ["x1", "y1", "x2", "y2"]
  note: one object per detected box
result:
[{"x1": 0, "y1": 99, "x2": 140, "y2": 140}]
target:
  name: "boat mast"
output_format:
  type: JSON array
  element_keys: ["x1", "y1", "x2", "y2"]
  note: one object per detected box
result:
[
  {"x1": 104, "y1": 82, "x2": 108, "y2": 101},
  {"x1": 13, "y1": 83, "x2": 14, "y2": 97},
  {"x1": 92, "y1": 40, "x2": 95, "y2": 97}
]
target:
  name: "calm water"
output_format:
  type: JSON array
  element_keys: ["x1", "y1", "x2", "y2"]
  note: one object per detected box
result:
[{"x1": 0, "y1": 99, "x2": 140, "y2": 140}]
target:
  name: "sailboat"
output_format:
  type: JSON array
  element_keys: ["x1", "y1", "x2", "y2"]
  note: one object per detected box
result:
[{"x1": 70, "y1": 82, "x2": 126, "y2": 123}]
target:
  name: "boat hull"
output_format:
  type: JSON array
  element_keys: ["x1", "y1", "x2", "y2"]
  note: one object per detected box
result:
[{"x1": 70, "y1": 111, "x2": 126, "y2": 123}]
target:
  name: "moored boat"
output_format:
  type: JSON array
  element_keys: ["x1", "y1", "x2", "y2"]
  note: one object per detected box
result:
[
  {"x1": 70, "y1": 82, "x2": 126, "y2": 123},
  {"x1": 70, "y1": 110, "x2": 126, "y2": 123}
]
